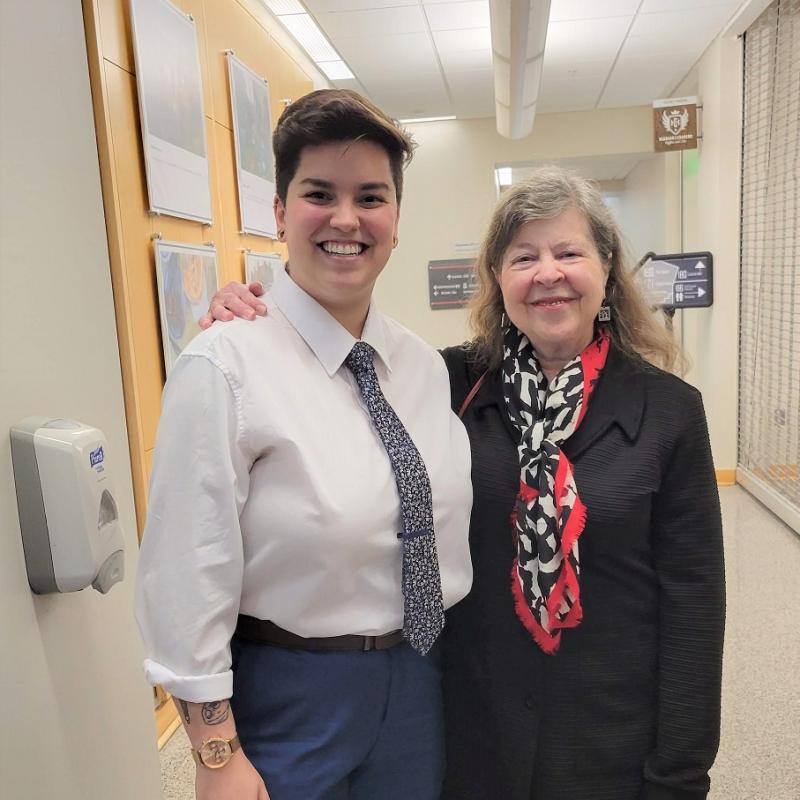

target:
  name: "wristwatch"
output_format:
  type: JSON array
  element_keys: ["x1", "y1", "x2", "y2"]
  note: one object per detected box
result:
[{"x1": 191, "y1": 734, "x2": 241, "y2": 769}]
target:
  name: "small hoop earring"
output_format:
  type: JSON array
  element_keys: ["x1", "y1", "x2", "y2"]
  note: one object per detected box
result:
[{"x1": 392, "y1": 236, "x2": 399, "y2": 248}]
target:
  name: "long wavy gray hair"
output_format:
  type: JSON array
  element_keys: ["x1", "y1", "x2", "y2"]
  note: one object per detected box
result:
[{"x1": 468, "y1": 166, "x2": 683, "y2": 372}]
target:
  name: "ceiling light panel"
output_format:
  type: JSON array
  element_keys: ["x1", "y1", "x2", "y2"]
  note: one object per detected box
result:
[
  {"x1": 264, "y1": 0, "x2": 305, "y2": 14},
  {"x1": 317, "y1": 60, "x2": 355, "y2": 80},
  {"x1": 424, "y1": 1, "x2": 491, "y2": 31},
  {"x1": 279, "y1": 13, "x2": 340, "y2": 62}
]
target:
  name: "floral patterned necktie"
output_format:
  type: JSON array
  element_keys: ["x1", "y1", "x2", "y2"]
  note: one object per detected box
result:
[{"x1": 345, "y1": 341, "x2": 444, "y2": 655}]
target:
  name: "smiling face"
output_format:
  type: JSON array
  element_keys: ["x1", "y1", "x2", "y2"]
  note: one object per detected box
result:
[
  {"x1": 274, "y1": 139, "x2": 399, "y2": 333},
  {"x1": 498, "y1": 207, "x2": 609, "y2": 371}
]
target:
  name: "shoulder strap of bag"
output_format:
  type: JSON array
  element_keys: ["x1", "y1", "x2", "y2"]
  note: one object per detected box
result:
[{"x1": 458, "y1": 370, "x2": 489, "y2": 419}]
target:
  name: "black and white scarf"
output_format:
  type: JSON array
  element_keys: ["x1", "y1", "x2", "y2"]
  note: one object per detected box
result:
[{"x1": 501, "y1": 327, "x2": 609, "y2": 653}]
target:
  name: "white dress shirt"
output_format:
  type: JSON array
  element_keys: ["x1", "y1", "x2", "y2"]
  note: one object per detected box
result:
[{"x1": 135, "y1": 267, "x2": 473, "y2": 702}]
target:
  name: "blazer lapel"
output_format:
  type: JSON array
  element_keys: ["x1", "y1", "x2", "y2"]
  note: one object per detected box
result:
[{"x1": 564, "y1": 345, "x2": 646, "y2": 460}]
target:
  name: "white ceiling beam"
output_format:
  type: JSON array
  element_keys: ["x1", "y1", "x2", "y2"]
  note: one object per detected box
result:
[{"x1": 490, "y1": 0, "x2": 551, "y2": 139}]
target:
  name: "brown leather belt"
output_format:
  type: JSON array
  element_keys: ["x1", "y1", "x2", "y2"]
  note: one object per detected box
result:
[{"x1": 235, "y1": 615, "x2": 405, "y2": 652}]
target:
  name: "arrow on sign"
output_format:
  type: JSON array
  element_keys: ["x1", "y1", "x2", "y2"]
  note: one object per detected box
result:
[
  {"x1": 698, "y1": 287, "x2": 706, "y2": 297},
  {"x1": 695, "y1": 261, "x2": 706, "y2": 270}
]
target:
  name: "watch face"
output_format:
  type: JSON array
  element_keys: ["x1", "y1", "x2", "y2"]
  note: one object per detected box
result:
[{"x1": 199, "y1": 738, "x2": 232, "y2": 768}]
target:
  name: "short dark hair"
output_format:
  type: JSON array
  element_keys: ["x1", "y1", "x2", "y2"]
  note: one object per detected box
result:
[{"x1": 273, "y1": 89, "x2": 415, "y2": 204}]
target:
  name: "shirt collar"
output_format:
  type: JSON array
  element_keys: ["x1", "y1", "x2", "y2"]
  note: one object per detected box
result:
[{"x1": 271, "y1": 265, "x2": 392, "y2": 377}]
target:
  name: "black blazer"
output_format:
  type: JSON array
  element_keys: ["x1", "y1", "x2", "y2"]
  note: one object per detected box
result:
[{"x1": 440, "y1": 344, "x2": 725, "y2": 800}]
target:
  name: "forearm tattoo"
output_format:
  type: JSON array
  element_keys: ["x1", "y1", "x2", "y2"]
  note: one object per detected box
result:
[{"x1": 201, "y1": 700, "x2": 230, "y2": 725}]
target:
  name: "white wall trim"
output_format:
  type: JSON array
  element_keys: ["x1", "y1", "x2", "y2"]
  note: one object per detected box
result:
[{"x1": 723, "y1": 0, "x2": 775, "y2": 38}]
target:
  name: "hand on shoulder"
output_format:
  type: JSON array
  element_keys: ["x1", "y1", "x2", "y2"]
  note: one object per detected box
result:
[{"x1": 199, "y1": 281, "x2": 267, "y2": 330}]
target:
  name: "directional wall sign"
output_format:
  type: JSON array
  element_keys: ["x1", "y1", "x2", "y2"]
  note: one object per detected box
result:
[
  {"x1": 428, "y1": 258, "x2": 478, "y2": 310},
  {"x1": 639, "y1": 251, "x2": 713, "y2": 309}
]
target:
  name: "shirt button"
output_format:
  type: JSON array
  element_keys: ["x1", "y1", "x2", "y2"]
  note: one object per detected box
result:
[{"x1": 524, "y1": 693, "x2": 537, "y2": 710}]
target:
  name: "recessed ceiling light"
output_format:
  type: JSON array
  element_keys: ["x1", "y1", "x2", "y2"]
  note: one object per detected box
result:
[
  {"x1": 317, "y1": 60, "x2": 355, "y2": 80},
  {"x1": 398, "y1": 115, "x2": 457, "y2": 124},
  {"x1": 261, "y1": 1, "x2": 357, "y2": 86}
]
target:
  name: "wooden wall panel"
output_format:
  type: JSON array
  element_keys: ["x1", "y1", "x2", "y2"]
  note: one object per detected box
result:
[
  {"x1": 83, "y1": 0, "x2": 313, "y2": 544},
  {"x1": 97, "y1": 0, "x2": 134, "y2": 73},
  {"x1": 204, "y1": 0, "x2": 275, "y2": 131}
]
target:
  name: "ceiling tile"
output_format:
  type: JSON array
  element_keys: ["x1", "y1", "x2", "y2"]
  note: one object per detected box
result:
[
  {"x1": 305, "y1": 0, "x2": 417, "y2": 12},
  {"x1": 621, "y1": 34, "x2": 706, "y2": 59},
  {"x1": 598, "y1": 51, "x2": 689, "y2": 108},
  {"x1": 640, "y1": 0, "x2": 739, "y2": 11},
  {"x1": 439, "y1": 46, "x2": 493, "y2": 72},
  {"x1": 432, "y1": 27, "x2": 492, "y2": 53},
  {"x1": 335, "y1": 32, "x2": 441, "y2": 78},
  {"x1": 630, "y1": 6, "x2": 736, "y2": 38},
  {"x1": 549, "y1": 0, "x2": 640, "y2": 21},
  {"x1": 542, "y1": 56, "x2": 615, "y2": 79},
  {"x1": 423, "y1": 1, "x2": 490, "y2": 31},
  {"x1": 545, "y1": 16, "x2": 632, "y2": 65},
  {"x1": 539, "y1": 71, "x2": 607, "y2": 113},
  {"x1": 446, "y1": 67, "x2": 494, "y2": 95},
  {"x1": 371, "y1": 83, "x2": 453, "y2": 119},
  {"x1": 314, "y1": 6, "x2": 427, "y2": 39}
]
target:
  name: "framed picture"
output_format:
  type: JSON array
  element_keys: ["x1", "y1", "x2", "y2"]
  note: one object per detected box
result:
[
  {"x1": 130, "y1": 0, "x2": 212, "y2": 223},
  {"x1": 154, "y1": 240, "x2": 219, "y2": 374},
  {"x1": 244, "y1": 251, "x2": 283, "y2": 291},
  {"x1": 227, "y1": 54, "x2": 277, "y2": 237}
]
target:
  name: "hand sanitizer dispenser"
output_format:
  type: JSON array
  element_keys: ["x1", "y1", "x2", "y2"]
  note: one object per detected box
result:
[{"x1": 10, "y1": 417, "x2": 125, "y2": 594}]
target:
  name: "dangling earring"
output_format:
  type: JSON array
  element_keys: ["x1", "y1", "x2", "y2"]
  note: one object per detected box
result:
[
  {"x1": 392, "y1": 235, "x2": 399, "y2": 249},
  {"x1": 598, "y1": 300, "x2": 611, "y2": 323},
  {"x1": 500, "y1": 311, "x2": 510, "y2": 330}
]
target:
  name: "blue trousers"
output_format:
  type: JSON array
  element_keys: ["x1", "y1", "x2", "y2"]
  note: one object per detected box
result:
[{"x1": 230, "y1": 636, "x2": 444, "y2": 800}]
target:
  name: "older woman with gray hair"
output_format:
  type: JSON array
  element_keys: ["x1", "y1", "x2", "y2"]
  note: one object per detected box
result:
[
  {"x1": 440, "y1": 167, "x2": 724, "y2": 800},
  {"x1": 204, "y1": 165, "x2": 725, "y2": 800}
]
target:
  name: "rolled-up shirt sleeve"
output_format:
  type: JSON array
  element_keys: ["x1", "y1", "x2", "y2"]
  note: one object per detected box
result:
[{"x1": 135, "y1": 352, "x2": 252, "y2": 703}]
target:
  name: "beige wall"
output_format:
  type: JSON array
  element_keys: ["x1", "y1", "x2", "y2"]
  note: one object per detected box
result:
[
  {"x1": 616, "y1": 152, "x2": 682, "y2": 261},
  {"x1": 0, "y1": 1, "x2": 162, "y2": 798},
  {"x1": 678, "y1": 35, "x2": 743, "y2": 471}
]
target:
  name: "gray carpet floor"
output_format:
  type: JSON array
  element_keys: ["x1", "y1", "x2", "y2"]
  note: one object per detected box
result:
[{"x1": 160, "y1": 486, "x2": 800, "y2": 799}]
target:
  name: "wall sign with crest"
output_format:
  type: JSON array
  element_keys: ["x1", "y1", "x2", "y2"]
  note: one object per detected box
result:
[{"x1": 652, "y1": 96, "x2": 699, "y2": 152}]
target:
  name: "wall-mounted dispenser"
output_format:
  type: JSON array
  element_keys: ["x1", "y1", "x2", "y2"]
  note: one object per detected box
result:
[{"x1": 10, "y1": 417, "x2": 125, "y2": 594}]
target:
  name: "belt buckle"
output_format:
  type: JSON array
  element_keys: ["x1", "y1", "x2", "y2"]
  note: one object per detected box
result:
[{"x1": 362, "y1": 635, "x2": 377, "y2": 651}]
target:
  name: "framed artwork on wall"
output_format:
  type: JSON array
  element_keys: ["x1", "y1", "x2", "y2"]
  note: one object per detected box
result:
[
  {"x1": 130, "y1": 0, "x2": 212, "y2": 223},
  {"x1": 244, "y1": 251, "x2": 283, "y2": 292},
  {"x1": 154, "y1": 240, "x2": 219, "y2": 374},
  {"x1": 227, "y1": 53, "x2": 277, "y2": 237}
]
